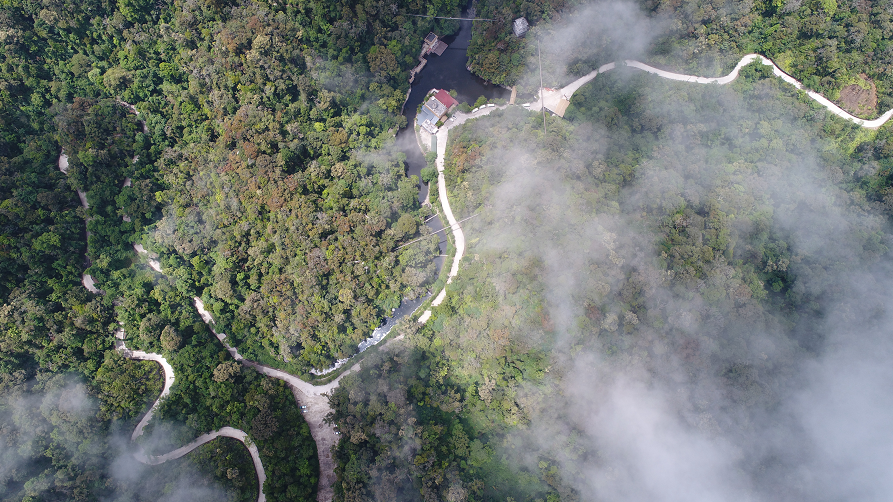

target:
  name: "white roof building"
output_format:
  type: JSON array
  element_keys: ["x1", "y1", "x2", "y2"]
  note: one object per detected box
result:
[{"x1": 513, "y1": 17, "x2": 529, "y2": 37}]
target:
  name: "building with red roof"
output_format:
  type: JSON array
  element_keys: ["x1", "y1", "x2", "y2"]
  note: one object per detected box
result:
[
  {"x1": 434, "y1": 89, "x2": 459, "y2": 110},
  {"x1": 417, "y1": 89, "x2": 460, "y2": 132}
]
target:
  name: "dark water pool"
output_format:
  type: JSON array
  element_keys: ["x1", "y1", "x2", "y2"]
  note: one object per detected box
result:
[
  {"x1": 372, "y1": 6, "x2": 509, "y2": 344},
  {"x1": 396, "y1": 7, "x2": 511, "y2": 205}
]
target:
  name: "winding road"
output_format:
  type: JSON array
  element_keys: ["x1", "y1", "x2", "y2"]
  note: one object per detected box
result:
[
  {"x1": 59, "y1": 151, "x2": 99, "y2": 291},
  {"x1": 130, "y1": 245, "x2": 416, "y2": 501},
  {"x1": 416, "y1": 104, "x2": 503, "y2": 323},
  {"x1": 190, "y1": 297, "x2": 345, "y2": 502},
  {"x1": 61, "y1": 102, "x2": 268, "y2": 502},
  {"x1": 417, "y1": 53, "x2": 893, "y2": 324},
  {"x1": 420, "y1": 54, "x2": 893, "y2": 324},
  {"x1": 61, "y1": 53, "x2": 893, "y2": 501},
  {"x1": 130, "y1": 245, "x2": 346, "y2": 502},
  {"x1": 114, "y1": 329, "x2": 267, "y2": 501},
  {"x1": 527, "y1": 54, "x2": 893, "y2": 129}
]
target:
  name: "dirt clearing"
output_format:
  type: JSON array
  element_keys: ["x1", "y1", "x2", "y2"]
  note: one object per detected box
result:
[{"x1": 839, "y1": 74, "x2": 877, "y2": 118}]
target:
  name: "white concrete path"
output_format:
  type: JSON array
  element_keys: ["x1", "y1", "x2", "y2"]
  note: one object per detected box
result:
[
  {"x1": 58, "y1": 152, "x2": 69, "y2": 174},
  {"x1": 115, "y1": 334, "x2": 266, "y2": 502},
  {"x1": 58, "y1": 150, "x2": 95, "y2": 291},
  {"x1": 415, "y1": 52, "x2": 893, "y2": 325},
  {"x1": 82, "y1": 274, "x2": 100, "y2": 294},
  {"x1": 416, "y1": 106, "x2": 503, "y2": 322},
  {"x1": 61, "y1": 107, "x2": 268, "y2": 502},
  {"x1": 114, "y1": 334, "x2": 176, "y2": 441},
  {"x1": 526, "y1": 54, "x2": 893, "y2": 129},
  {"x1": 118, "y1": 99, "x2": 149, "y2": 133},
  {"x1": 191, "y1": 297, "x2": 344, "y2": 502},
  {"x1": 192, "y1": 298, "x2": 357, "y2": 397},
  {"x1": 133, "y1": 243, "x2": 162, "y2": 272},
  {"x1": 134, "y1": 241, "x2": 341, "y2": 501}
]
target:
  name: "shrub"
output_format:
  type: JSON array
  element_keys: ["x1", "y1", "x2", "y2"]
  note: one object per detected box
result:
[
  {"x1": 160, "y1": 325, "x2": 182, "y2": 352},
  {"x1": 421, "y1": 166, "x2": 437, "y2": 183}
]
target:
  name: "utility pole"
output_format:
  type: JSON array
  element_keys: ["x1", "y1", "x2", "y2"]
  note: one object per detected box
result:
[{"x1": 537, "y1": 34, "x2": 546, "y2": 137}]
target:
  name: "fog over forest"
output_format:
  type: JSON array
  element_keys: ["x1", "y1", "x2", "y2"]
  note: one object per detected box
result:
[
  {"x1": 3, "y1": 0, "x2": 893, "y2": 499},
  {"x1": 0, "y1": 375, "x2": 236, "y2": 502},
  {"x1": 463, "y1": 3, "x2": 893, "y2": 500}
]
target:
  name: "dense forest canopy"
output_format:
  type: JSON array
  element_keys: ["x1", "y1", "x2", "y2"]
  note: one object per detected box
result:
[
  {"x1": 2, "y1": 0, "x2": 893, "y2": 500},
  {"x1": 330, "y1": 49, "x2": 893, "y2": 502},
  {"x1": 469, "y1": 0, "x2": 893, "y2": 119},
  {"x1": 0, "y1": 0, "x2": 473, "y2": 373},
  {"x1": 0, "y1": 97, "x2": 319, "y2": 501},
  {"x1": 0, "y1": 0, "x2": 471, "y2": 499}
]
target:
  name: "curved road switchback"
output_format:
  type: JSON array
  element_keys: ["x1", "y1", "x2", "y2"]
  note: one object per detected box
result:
[
  {"x1": 418, "y1": 53, "x2": 893, "y2": 322},
  {"x1": 527, "y1": 55, "x2": 893, "y2": 129},
  {"x1": 416, "y1": 104, "x2": 504, "y2": 323},
  {"x1": 188, "y1": 295, "x2": 408, "y2": 502},
  {"x1": 115, "y1": 331, "x2": 266, "y2": 502},
  {"x1": 130, "y1": 246, "x2": 345, "y2": 502},
  {"x1": 61, "y1": 101, "x2": 267, "y2": 502}
]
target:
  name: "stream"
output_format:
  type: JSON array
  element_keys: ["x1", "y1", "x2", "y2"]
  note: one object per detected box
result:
[
  {"x1": 397, "y1": 5, "x2": 509, "y2": 205},
  {"x1": 312, "y1": 6, "x2": 510, "y2": 374}
]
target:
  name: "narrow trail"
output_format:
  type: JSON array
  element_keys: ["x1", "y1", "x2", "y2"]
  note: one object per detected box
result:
[
  {"x1": 188, "y1": 295, "x2": 416, "y2": 501},
  {"x1": 114, "y1": 330, "x2": 267, "y2": 502},
  {"x1": 113, "y1": 329, "x2": 175, "y2": 441},
  {"x1": 527, "y1": 54, "x2": 893, "y2": 129},
  {"x1": 61, "y1": 100, "x2": 267, "y2": 502},
  {"x1": 189, "y1": 291, "x2": 412, "y2": 502},
  {"x1": 417, "y1": 105, "x2": 502, "y2": 323},
  {"x1": 418, "y1": 54, "x2": 893, "y2": 322},
  {"x1": 194, "y1": 296, "x2": 344, "y2": 502},
  {"x1": 133, "y1": 247, "x2": 344, "y2": 502},
  {"x1": 60, "y1": 52, "x2": 875, "y2": 502},
  {"x1": 59, "y1": 150, "x2": 97, "y2": 290}
]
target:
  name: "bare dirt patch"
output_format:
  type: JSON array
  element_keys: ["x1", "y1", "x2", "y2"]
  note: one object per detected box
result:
[
  {"x1": 839, "y1": 74, "x2": 877, "y2": 118},
  {"x1": 290, "y1": 385, "x2": 338, "y2": 502}
]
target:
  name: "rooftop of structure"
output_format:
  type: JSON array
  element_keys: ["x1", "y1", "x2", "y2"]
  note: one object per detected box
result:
[{"x1": 424, "y1": 96, "x2": 447, "y2": 116}]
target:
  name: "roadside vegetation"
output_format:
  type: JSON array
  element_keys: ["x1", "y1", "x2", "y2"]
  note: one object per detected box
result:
[
  {"x1": 0, "y1": 0, "x2": 465, "y2": 374},
  {"x1": 329, "y1": 60, "x2": 893, "y2": 500},
  {"x1": 3, "y1": 0, "x2": 893, "y2": 500},
  {"x1": 468, "y1": 0, "x2": 893, "y2": 118},
  {"x1": 0, "y1": 0, "x2": 469, "y2": 498},
  {"x1": 0, "y1": 95, "x2": 319, "y2": 501}
]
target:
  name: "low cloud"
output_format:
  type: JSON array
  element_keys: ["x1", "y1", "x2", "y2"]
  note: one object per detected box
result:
[
  {"x1": 0, "y1": 375, "x2": 235, "y2": 502},
  {"x1": 458, "y1": 42, "x2": 893, "y2": 499},
  {"x1": 518, "y1": 1, "x2": 668, "y2": 91}
]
